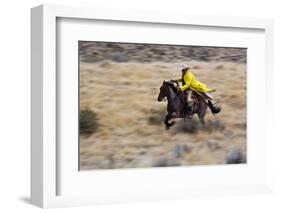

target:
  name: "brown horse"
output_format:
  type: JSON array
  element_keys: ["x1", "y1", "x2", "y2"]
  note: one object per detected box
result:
[{"x1": 157, "y1": 80, "x2": 208, "y2": 129}]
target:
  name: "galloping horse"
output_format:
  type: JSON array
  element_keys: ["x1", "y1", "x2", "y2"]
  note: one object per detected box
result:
[{"x1": 157, "y1": 80, "x2": 208, "y2": 129}]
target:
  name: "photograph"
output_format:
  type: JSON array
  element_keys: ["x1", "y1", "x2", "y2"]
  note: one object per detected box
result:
[{"x1": 79, "y1": 41, "x2": 247, "y2": 170}]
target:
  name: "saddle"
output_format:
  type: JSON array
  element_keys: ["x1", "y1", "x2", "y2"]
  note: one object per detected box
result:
[{"x1": 167, "y1": 80, "x2": 199, "y2": 105}]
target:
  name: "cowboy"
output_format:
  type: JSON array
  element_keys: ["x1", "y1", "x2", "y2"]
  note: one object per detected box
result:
[{"x1": 176, "y1": 64, "x2": 221, "y2": 117}]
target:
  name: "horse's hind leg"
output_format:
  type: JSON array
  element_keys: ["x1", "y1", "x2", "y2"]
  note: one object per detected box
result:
[
  {"x1": 197, "y1": 106, "x2": 206, "y2": 125},
  {"x1": 197, "y1": 103, "x2": 207, "y2": 127},
  {"x1": 196, "y1": 114, "x2": 205, "y2": 131},
  {"x1": 199, "y1": 116, "x2": 205, "y2": 125}
]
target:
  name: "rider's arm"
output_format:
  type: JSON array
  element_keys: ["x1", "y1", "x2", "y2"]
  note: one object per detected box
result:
[
  {"x1": 180, "y1": 72, "x2": 192, "y2": 91},
  {"x1": 180, "y1": 82, "x2": 190, "y2": 91},
  {"x1": 176, "y1": 78, "x2": 182, "y2": 82}
]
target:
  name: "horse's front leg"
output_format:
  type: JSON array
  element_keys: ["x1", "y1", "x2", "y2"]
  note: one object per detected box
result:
[{"x1": 164, "y1": 113, "x2": 176, "y2": 129}]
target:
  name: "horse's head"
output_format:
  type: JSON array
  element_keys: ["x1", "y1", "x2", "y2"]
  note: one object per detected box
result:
[
  {"x1": 157, "y1": 80, "x2": 169, "y2": 102},
  {"x1": 157, "y1": 80, "x2": 179, "y2": 101}
]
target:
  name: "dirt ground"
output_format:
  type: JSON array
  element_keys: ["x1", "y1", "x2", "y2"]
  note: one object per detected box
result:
[{"x1": 79, "y1": 42, "x2": 247, "y2": 170}]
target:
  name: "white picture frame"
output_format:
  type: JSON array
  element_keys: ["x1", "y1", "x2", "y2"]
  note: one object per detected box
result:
[{"x1": 31, "y1": 4, "x2": 274, "y2": 208}]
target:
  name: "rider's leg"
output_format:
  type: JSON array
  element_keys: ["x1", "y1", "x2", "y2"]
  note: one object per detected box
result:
[{"x1": 186, "y1": 90, "x2": 193, "y2": 119}]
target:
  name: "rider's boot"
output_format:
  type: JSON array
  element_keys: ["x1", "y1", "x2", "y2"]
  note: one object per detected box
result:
[
  {"x1": 186, "y1": 102, "x2": 193, "y2": 119},
  {"x1": 207, "y1": 100, "x2": 221, "y2": 114},
  {"x1": 185, "y1": 91, "x2": 194, "y2": 119}
]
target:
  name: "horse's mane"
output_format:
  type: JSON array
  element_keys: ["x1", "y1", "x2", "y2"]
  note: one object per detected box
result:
[
  {"x1": 164, "y1": 80, "x2": 186, "y2": 104},
  {"x1": 164, "y1": 80, "x2": 179, "y2": 92}
]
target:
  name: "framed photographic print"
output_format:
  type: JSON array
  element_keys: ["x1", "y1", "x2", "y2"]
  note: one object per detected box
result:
[{"x1": 31, "y1": 4, "x2": 274, "y2": 208}]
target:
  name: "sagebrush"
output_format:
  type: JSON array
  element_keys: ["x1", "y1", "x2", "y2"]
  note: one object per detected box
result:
[{"x1": 79, "y1": 109, "x2": 99, "y2": 135}]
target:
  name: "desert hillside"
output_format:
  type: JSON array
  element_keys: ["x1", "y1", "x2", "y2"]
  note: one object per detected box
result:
[{"x1": 79, "y1": 42, "x2": 247, "y2": 170}]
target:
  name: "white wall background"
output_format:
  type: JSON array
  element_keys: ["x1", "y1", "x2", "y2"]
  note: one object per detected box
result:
[{"x1": 0, "y1": 0, "x2": 280, "y2": 212}]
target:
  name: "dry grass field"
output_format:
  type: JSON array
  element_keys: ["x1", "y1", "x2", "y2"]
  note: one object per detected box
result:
[{"x1": 79, "y1": 42, "x2": 247, "y2": 170}]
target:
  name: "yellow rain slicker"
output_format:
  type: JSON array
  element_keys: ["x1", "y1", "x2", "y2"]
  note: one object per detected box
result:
[{"x1": 177, "y1": 71, "x2": 214, "y2": 93}]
